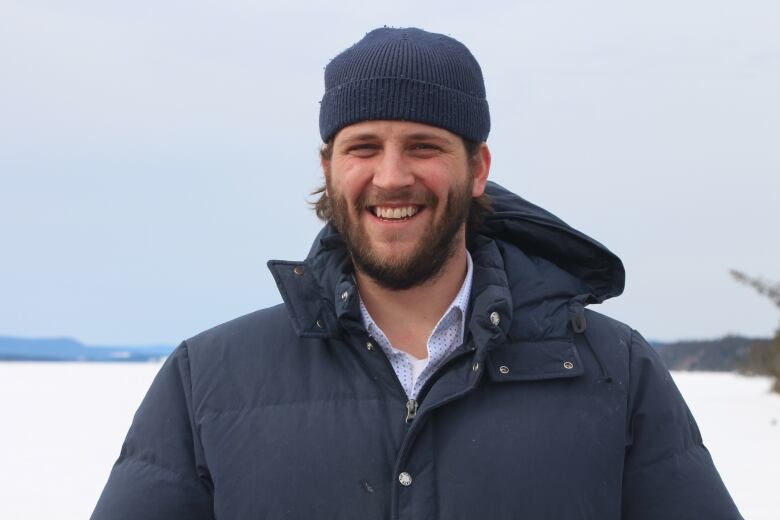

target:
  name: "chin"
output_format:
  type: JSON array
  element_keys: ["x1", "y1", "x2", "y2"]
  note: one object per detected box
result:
[{"x1": 370, "y1": 242, "x2": 420, "y2": 259}]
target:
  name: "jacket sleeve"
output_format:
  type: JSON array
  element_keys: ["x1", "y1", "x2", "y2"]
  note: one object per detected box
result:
[
  {"x1": 621, "y1": 330, "x2": 742, "y2": 519},
  {"x1": 91, "y1": 342, "x2": 214, "y2": 520}
]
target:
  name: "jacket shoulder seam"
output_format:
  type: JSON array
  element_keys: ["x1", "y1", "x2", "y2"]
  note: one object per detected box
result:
[
  {"x1": 623, "y1": 439, "x2": 705, "y2": 476},
  {"x1": 116, "y1": 453, "x2": 201, "y2": 484}
]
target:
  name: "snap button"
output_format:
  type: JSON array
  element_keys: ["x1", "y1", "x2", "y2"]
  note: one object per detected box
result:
[
  {"x1": 366, "y1": 341, "x2": 375, "y2": 351},
  {"x1": 563, "y1": 361, "x2": 574, "y2": 370},
  {"x1": 489, "y1": 311, "x2": 500, "y2": 327},
  {"x1": 499, "y1": 365, "x2": 509, "y2": 374},
  {"x1": 292, "y1": 266, "x2": 304, "y2": 276},
  {"x1": 341, "y1": 290, "x2": 349, "y2": 302},
  {"x1": 472, "y1": 362, "x2": 480, "y2": 372},
  {"x1": 398, "y1": 472, "x2": 412, "y2": 486},
  {"x1": 315, "y1": 320, "x2": 324, "y2": 329}
]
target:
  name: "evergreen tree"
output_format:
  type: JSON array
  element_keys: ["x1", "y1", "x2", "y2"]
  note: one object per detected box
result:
[{"x1": 731, "y1": 270, "x2": 780, "y2": 393}]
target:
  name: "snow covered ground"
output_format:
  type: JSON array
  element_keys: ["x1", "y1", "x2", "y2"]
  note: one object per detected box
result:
[
  {"x1": 672, "y1": 372, "x2": 780, "y2": 519},
  {"x1": 0, "y1": 363, "x2": 777, "y2": 519}
]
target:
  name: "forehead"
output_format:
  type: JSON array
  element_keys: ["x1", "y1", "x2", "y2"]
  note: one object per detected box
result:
[{"x1": 334, "y1": 120, "x2": 459, "y2": 144}]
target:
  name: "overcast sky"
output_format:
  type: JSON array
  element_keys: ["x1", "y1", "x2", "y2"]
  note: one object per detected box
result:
[{"x1": 1, "y1": 0, "x2": 778, "y2": 345}]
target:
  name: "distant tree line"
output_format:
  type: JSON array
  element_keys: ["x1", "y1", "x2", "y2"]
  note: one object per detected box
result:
[
  {"x1": 653, "y1": 336, "x2": 770, "y2": 372},
  {"x1": 731, "y1": 270, "x2": 780, "y2": 393}
]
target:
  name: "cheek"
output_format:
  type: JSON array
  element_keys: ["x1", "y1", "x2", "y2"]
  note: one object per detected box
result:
[
  {"x1": 428, "y1": 171, "x2": 469, "y2": 200},
  {"x1": 329, "y1": 180, "x2": 366, "y2": 216},
  {"x1": 329, "y1": 162, "x2": 372, "y2": 198}
]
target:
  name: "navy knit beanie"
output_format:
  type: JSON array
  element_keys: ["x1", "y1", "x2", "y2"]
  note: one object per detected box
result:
[{"x1": 319, "y1": 27, "x2": 490, "y2": 143}]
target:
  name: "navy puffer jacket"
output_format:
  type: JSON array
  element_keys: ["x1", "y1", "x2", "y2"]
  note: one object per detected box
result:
[{"x1": 92, "y1": 182, "x2": 742, "y2": 519}]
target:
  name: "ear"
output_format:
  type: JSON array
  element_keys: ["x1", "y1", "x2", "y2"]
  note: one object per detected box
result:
[
  {"x1": 471, "y1": 143, "x2": 491, "y2": 197},
  {"x1": 320, "y1": 152, "x2": 331, "y2": 196},
  {"x1": 320, "y1": 154, "x2": 330, "y2": 177}
]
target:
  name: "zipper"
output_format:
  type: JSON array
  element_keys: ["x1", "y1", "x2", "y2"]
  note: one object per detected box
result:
[
  {"x1": 390, "y1": 339, "x2": 481, "y2": 520},
  {"x1": 404, "y1": 399, "x2": 418, "y2": 423},
  {"x1": 349, "y1": 321, "x2": 477, "y2": 426},
  {"x1": 368, "y1": 335, "x2": 410, "y2": 401},
  {"x1": 358, "y1": 331, "x2": 420, "y2": 424},
  {"x1": 402, "y1": 338, "x2": 476, "y2": 424},
  {"x1": 414, "y1": 338, "x2": 476, "y2": 405}
]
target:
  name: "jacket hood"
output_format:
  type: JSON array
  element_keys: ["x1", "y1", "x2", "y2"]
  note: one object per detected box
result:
[
  {"x1": 477, "y1": 182, "x2": 624, "y2": 305},
  {"x1": 268, "y1": 182, "x2": 624, "y2": 344}
]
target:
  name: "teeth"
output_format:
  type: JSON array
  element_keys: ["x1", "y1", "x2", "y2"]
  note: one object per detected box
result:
[{"x1": 373, "y1": 206, "x2": 419, "y2": 219}]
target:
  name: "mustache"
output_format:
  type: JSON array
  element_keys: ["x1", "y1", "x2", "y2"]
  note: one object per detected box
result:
[{"x1": 357, "y1": 187, "x2": 438, "y2": 208}]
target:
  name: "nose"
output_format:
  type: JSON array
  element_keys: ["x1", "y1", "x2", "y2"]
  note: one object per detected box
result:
[{"x1": 371, "y1": 147, "x2": 414, "y2": 191}]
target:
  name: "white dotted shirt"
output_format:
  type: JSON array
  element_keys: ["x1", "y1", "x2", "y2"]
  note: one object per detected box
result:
[{"x1": 359, "y1": 253, "x2": 473, "y2": 399}]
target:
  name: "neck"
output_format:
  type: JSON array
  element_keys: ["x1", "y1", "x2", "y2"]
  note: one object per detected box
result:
[{"x1": 356, "y1": 245, "x2": 469, "y2": 359}]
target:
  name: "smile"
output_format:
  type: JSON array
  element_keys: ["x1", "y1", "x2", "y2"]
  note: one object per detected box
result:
[{"x1": 367, "y1": 205, "x2": 422, "y2": 221}]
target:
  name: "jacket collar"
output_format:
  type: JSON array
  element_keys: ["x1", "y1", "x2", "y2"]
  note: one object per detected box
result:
[{"x1": 268, "y1": 182, "x2": 625, "y2": 355}]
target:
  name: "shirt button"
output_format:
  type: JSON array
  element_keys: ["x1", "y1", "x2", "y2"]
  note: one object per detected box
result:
[
  {"x1": 366, "y1": 341, "x2": 375, "y2": 351},
  {"x1": 398, "y1": 472, "x2": 413, "y2": 486}
]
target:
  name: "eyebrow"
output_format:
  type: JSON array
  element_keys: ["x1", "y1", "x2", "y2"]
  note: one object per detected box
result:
[
  {"x1": 404, "y1": 132, "x2": 453, "y2": 144},
  {"x1": 338, "y1": 132, "x2": 454, "y2": 145},
  {"x1": 338, "y1": 133, "x2": 380, "y2": 145}
]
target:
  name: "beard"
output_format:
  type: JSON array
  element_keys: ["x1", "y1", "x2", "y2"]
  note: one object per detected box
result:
[{"x1": 327, "y1": 177, "x2": 474, "y2": 291}]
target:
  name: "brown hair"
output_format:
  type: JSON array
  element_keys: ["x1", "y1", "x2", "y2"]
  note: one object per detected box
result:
[{"x1": 311, "y1": 137, "x2": 492, "y2": 234}]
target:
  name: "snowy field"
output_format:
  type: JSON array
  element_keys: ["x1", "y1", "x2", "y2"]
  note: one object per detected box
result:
[{"x1": 0, "y1": 364, "x2": 778, "y2": 519}]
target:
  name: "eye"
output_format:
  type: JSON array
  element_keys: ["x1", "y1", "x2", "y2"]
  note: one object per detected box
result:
[
  {"x1": 410, "y1": 143, "x2": 438, "y2": 150},
  {"x1": 346, "y1": 144, "x2": 379, "y2": 157},
  {"x1": 409, "y1": 143, "x2": 441, "y2": 156}
]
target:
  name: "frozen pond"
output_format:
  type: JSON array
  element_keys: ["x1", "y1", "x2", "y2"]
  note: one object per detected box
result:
[{"x1": 0, "y1": 363, "x2": 777, "y2": 519}]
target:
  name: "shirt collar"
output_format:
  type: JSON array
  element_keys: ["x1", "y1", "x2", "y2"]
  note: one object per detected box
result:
[{"x1": 359, "y1": 252, "x2": 474, "y2": 349}]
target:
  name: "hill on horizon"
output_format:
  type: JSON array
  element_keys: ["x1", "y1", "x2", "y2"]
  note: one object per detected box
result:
[{"x1": 0, "y1": 336, "x2": 173, "y2": 362}]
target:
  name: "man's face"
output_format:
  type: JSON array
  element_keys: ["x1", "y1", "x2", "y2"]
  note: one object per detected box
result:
[{"x1": 323, "y1": 120, "x2": 489, "y2": 290}]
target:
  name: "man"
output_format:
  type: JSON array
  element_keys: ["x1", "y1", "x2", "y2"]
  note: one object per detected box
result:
[{"x1": 92, "y1": 27, "x2": 742, "y2": 519}]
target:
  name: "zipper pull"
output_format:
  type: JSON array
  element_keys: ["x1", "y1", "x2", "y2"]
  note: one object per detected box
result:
[{"x1": 405, "y1": 399, "x2": 418, "y2": 423}]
